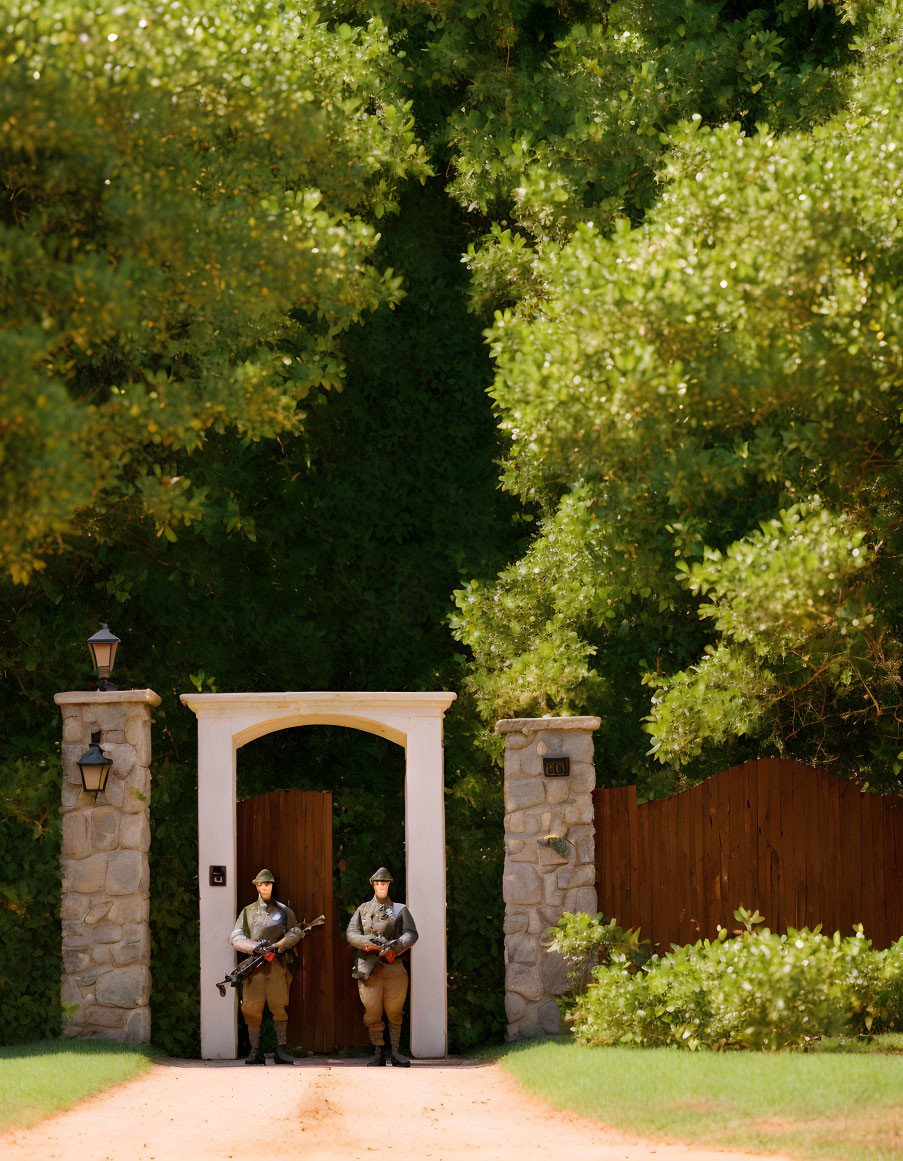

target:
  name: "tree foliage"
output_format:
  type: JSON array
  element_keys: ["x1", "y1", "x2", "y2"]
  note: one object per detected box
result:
[
  {"x1": 454, "y1": 0, "x2": 903, "y2": 794},
  {"x1": 559, "y1": 908, "x2": 903, "y2": 1050},
  {"x1": 1, "y1": 0, "x2": 427, "y2": 583},
  {"x1": 445, "y1": 0, "x2": 850, "y2": 234}
]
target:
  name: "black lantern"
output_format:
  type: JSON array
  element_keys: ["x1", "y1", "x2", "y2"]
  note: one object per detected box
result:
[
  {"x1": 77, "y1": 731, "x2": 113, "y2": 797},
  {"x1": 87, "y1": 623, "x2": 120, "y2": 691}
]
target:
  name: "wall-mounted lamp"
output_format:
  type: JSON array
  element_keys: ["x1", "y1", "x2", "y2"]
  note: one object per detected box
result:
[
  {"x1": 76, "y1": 731, "x2": 113, "y2": 798},
  {"x1": 87, "y1": 623, "x2": 120, "y2": 691}
]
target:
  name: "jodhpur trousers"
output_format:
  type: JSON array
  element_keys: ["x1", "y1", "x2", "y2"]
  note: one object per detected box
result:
[
  {"x1": 241, "y1": 959, "x2": 291, "y2": 1030},
  {"x1": 358, "y1": 959, "x2": 408, "y2": 1045}
]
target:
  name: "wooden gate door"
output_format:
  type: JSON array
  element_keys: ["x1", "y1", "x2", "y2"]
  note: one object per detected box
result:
[{"x1": 236, "y1": 789, "x2": 369, "y2": 1052}]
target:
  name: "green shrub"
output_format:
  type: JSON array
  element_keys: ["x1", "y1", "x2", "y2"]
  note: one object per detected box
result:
[
  {"x1": 0, "y1": 739, "x2": 63, "y2": 1046},
  {"x1": 874, "y1": 937, "x2": 903, "y2": 1031},
  {"x1": 555, "y1": 908, "x2": 903, "y2": 1051},
  {"x1": 545, "y1": 911, "x2": 652, "y2": 992}
]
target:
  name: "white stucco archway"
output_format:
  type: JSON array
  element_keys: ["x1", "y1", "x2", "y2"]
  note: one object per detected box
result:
[{"x1": 180, "y1": 691, "x2": 456, "y2": 1060}]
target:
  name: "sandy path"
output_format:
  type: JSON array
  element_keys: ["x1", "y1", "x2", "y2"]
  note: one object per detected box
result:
[{"x1": 0, "y1": 1057, "x2": 794, "y2": 1161}]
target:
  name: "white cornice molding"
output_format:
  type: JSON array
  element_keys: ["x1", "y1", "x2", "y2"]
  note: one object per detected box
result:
[{"x1": 179, "y1": 691, "x2": 457, "y2": 717}]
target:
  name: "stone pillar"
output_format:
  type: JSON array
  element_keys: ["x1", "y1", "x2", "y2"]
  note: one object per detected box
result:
[
  {"x1": 497, "y1": 715, "x2": 600, "y2": 1039},
  {"x1": 54, "y1": 689, "x2": 161, "y2": 1045}
]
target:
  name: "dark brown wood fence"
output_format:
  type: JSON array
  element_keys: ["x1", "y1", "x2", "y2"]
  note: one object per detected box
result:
[
  {"x1": 236, "y1": 789, "x2": 368, "y2": 1052},
  {"x1": 593, "y1": 758, "x2": 903, "y2": 950}
]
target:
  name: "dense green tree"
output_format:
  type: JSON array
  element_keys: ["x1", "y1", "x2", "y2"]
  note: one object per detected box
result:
[
  {"x1": 0, "y1": 0, "x2": 427, "y2": 584},
  {"x1": 351, "y1": 0, "x2": 858, "y2": 312},
  {"x1": 453, "y1": 0, "x2": 903, "y2": 794},
  {"x1": 444, "y1": 0, "x2": 851, "y2": 233}
]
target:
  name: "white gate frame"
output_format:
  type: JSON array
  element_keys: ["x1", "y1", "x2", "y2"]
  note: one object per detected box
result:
[{"x1": 180, "y1": 691, "x2": 456, "y2": 1060}]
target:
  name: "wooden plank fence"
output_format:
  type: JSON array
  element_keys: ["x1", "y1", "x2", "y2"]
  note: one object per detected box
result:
[{"x1": 592, "y1": 758, "x2": 903, "y2": 949}]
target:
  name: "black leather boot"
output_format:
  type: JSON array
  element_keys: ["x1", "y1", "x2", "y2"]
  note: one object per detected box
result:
[
  {"x1": 245, "y1": 1029, "x2": 265, "y2": 1065},
  {"x1": 273, "y1": 1022, "x2": 294, "y2": 1065},
  {"x1": 387, "y1": 1027, "x2": 410, "y2": 1067},
  {"x1": 367, "y1": 1044, "x2": 387, "y2": 1066}
]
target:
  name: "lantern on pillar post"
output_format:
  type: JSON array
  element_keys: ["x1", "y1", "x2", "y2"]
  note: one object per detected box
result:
[
  {"x1": 87, "y1": 623, "x2": 120, "y2": 691},
  {"x1": 76, "y1": 731, "x2": 113, "y2": 797}
]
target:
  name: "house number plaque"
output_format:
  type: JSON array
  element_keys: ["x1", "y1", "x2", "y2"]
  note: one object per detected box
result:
[{"x1": 542, "y1": 755, "x2": 570, "y2": 778}]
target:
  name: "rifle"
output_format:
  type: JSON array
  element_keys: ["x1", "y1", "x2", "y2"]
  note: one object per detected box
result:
[
  {"x1": 215, "y1": 914, "x2": 325, "y2": 997},
  {"x1": 362, "y1": 934, "x2": 400, "y2": 964}
]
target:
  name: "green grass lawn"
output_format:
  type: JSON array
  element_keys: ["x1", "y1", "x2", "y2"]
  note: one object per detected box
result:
[
  {"x1": 491, "y1": 1036, "x2": 903, "y2": 1161},
  {"x1": 0, "y1": 1039, "x2": 157, "y2": 1133}
]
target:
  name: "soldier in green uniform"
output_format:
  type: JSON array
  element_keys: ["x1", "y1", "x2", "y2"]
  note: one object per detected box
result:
[
  {"x1": 346, "y1": 867, "x2": 418, "y2": 1067},
  {"x1": 230, "y1": 869, "x2": 302, "y2": 1065}
]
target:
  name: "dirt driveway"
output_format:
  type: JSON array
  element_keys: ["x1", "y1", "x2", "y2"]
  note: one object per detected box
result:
[{"x1": 1, "y1": 1057, "x2": 794, "y2": 1161}]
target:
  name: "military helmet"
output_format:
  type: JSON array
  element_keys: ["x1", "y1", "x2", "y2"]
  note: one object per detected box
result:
[
  {"x1": 370, "y1": 866, "x2": 393, "y2": 883},
  {"x1": 252, "y1": 868, "x2": 276, "y2": 884}
]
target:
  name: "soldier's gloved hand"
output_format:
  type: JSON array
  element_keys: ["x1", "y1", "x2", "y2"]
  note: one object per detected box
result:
[
  {"x1": 272, "y1": 938, "x2": 287, "y2": 953},
  {"x1": 379, "y1": 941, "x2": 399, "y2": 958}
]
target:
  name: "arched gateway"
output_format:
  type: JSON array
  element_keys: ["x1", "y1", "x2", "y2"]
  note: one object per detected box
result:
[{"x1": 180, "y1": 691, "x2": 456, "y2": 1060}]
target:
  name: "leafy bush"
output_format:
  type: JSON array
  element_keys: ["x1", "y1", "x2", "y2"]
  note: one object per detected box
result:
[
  {"x1": 0, "y1": 739, "x2": 62, "y2": 1045},
  {"x1": 556, "y1": 908, "x2": 903, "y2": 1051},
  {"x1": 545, "y1": 911, "x2": 652, "y2": 991}
]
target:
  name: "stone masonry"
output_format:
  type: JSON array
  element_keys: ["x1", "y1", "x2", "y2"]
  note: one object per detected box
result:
[
  {"x1": 54, "y1": 689, "x2": 161, "y2": 1044},
  {"x1": 497, "y1": 715, "x2": 600, "y2": 1039}
]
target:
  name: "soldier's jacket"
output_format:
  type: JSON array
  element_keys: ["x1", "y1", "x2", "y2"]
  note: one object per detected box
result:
[
  {"x1": 346, "y1": 897, "x2": 418, "y2": 981},
  {"x1": 230, "y1": 899, "x2": 303, "y2": 965}
]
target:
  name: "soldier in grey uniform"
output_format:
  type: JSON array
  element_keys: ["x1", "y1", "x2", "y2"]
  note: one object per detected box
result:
[
  {"x1": 230, "y1": 868, "x2": 302, "y2": 1065},
  {"x1": 346, "y1": 866, "x2": 418, "y2": 1067}
]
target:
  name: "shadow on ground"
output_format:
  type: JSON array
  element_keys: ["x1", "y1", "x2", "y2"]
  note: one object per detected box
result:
[{"x1": 154, "y1": 1055, "x2": 490, "y2": 1069}]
